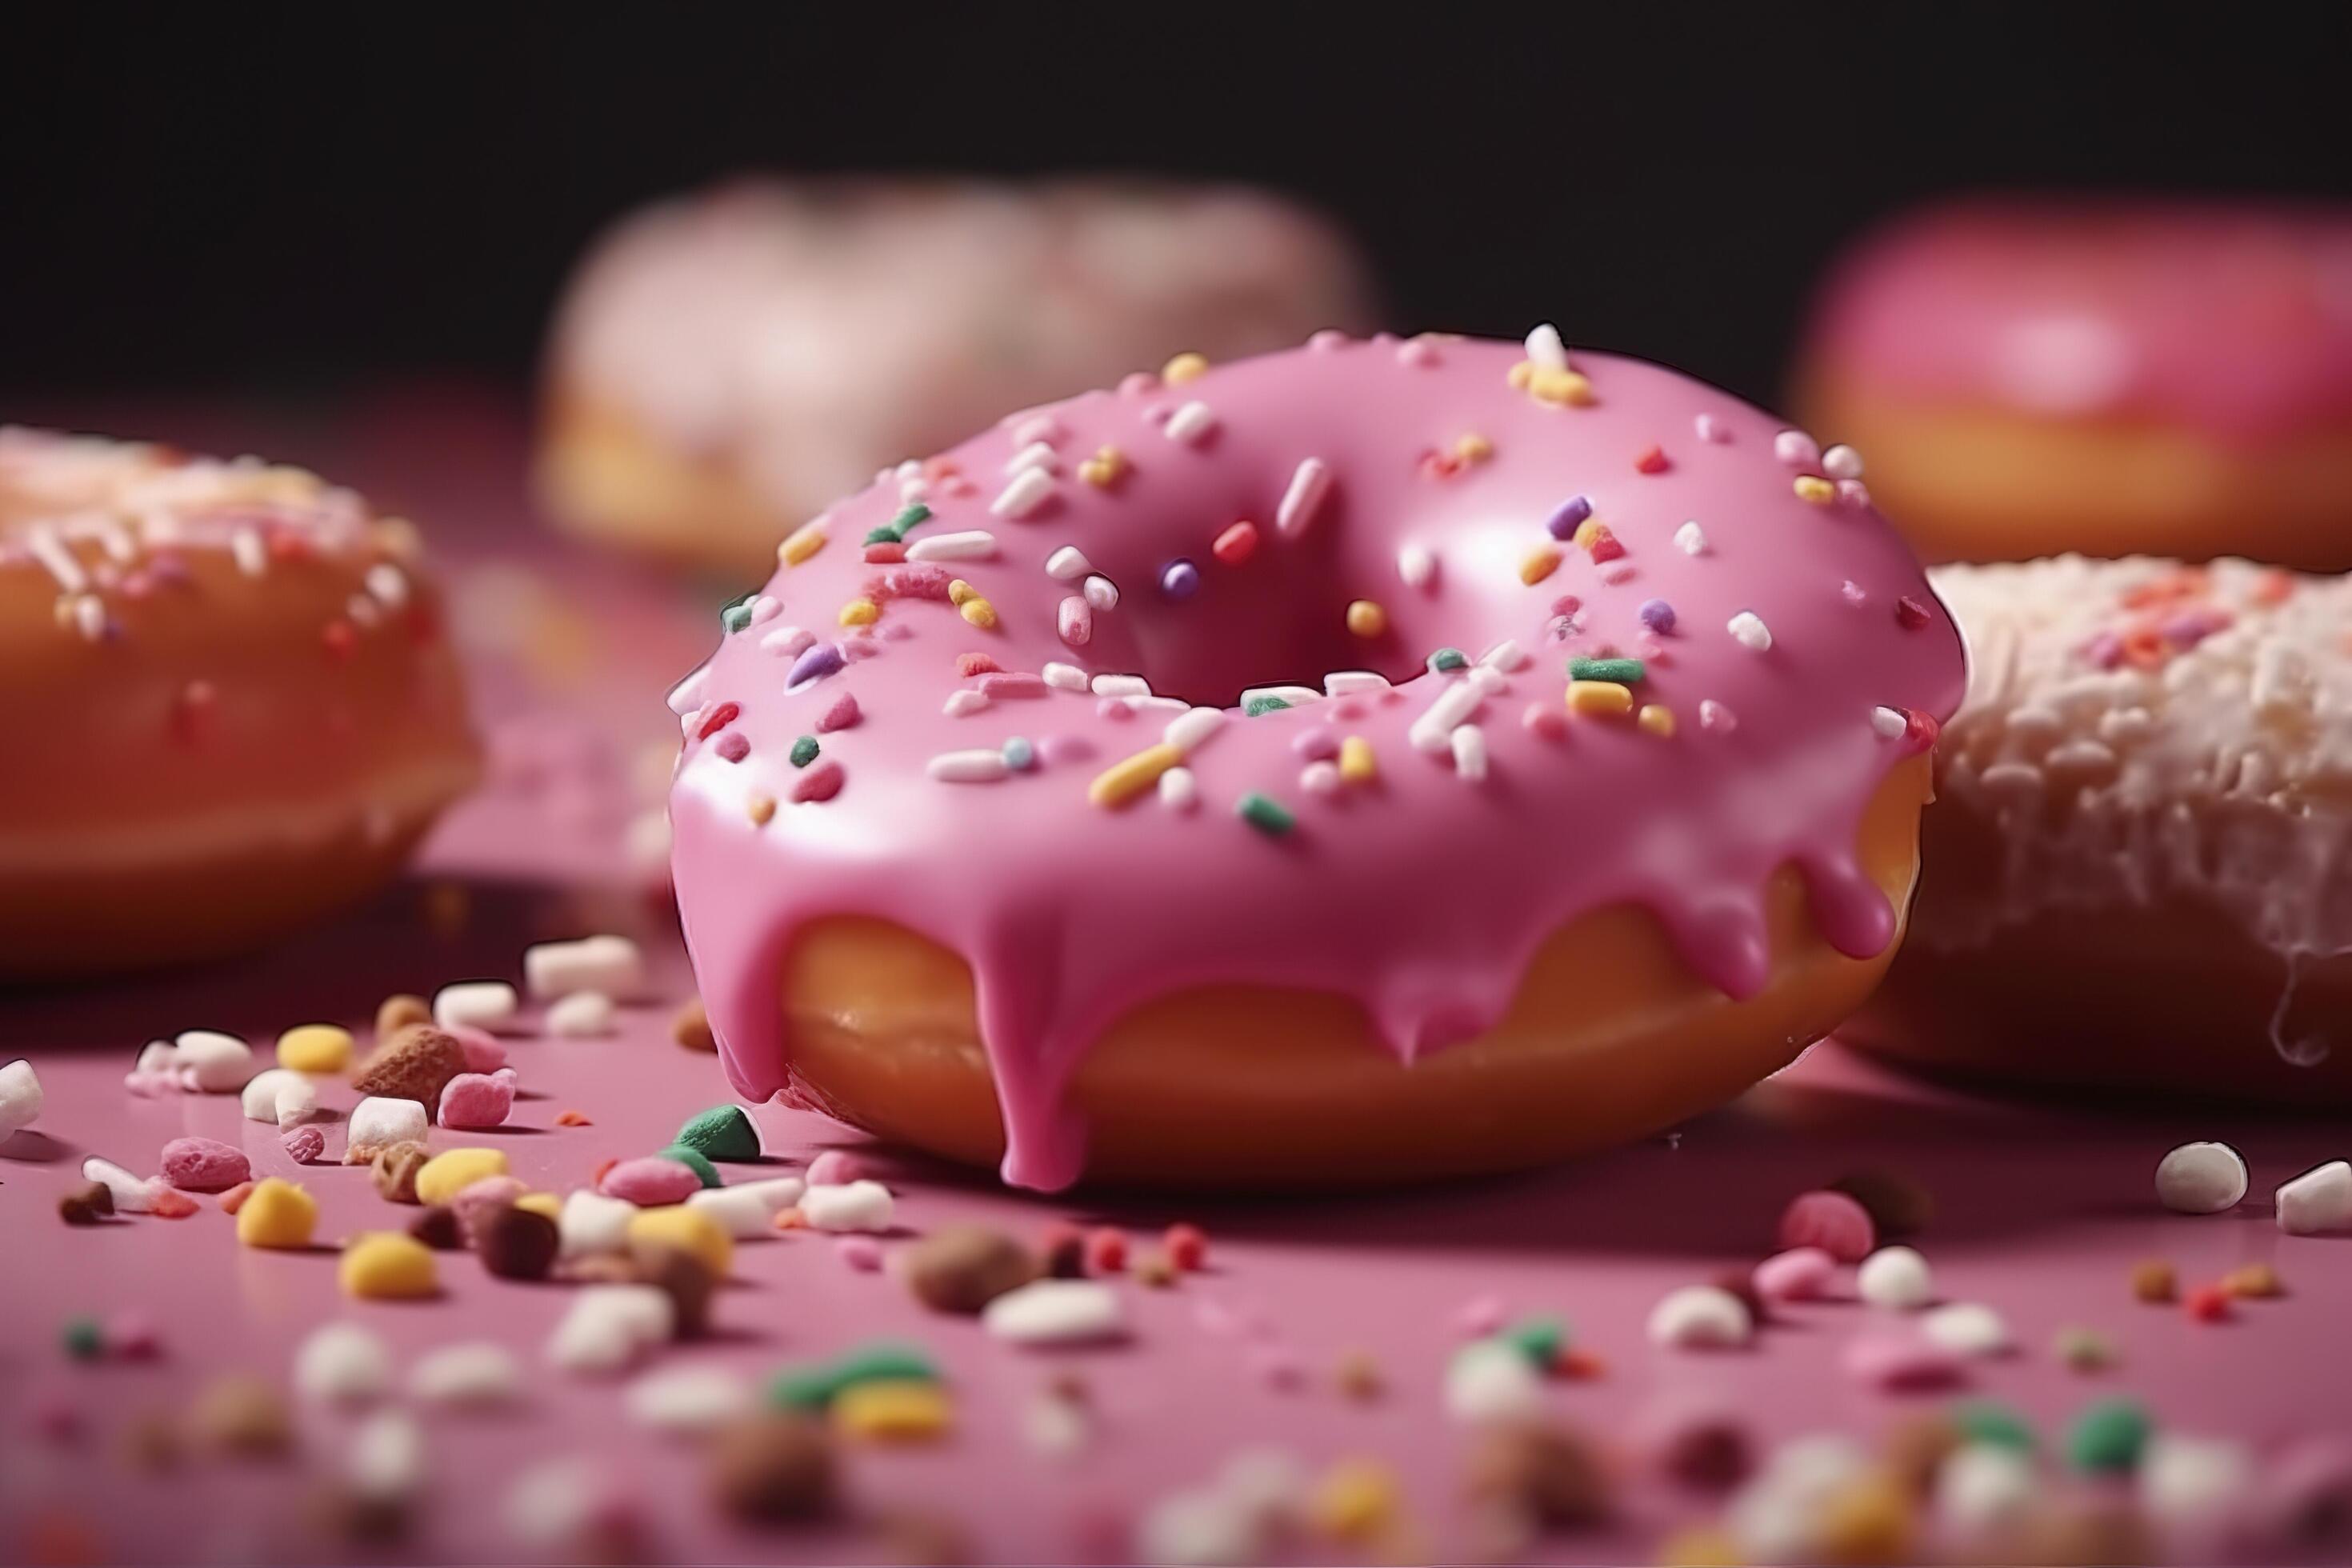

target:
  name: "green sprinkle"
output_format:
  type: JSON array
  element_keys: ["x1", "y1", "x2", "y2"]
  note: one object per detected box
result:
[
  {"x1": 1243, "y1": 696, "x2": 1291, "y2": 716},
  {"x1": 720, "y1": 591, "x2": 758, "y2": 634},
  {"x1": 789, "y1": 735, "x2": 821, "y2": 769},
  {"x1": 770, "y1": 1340, "x2": 942, "y2": 1409},
  {"x1": 1950, "y1": 1399, "x2": 2037, "y2": 1452},
  {"x1": 2065, "y1": 1397, "x2": 2150, "y2": 1474},
  {"x1": 864, "y1": 502, "x2": 934, "y2": 546},
  {"x1": 1498, "y1": 1314, "x2": 1570, "y2": 1368},
  {"x1": 1236, "y1": 791, "x2": 1295, "y2": 837},
  {"x1": 864, "y1": 526, "x2": 901, "y2": 546},
  {"x1": 673, "y1": 1104, "x2": 762, "y2": 1162},
  {"x1": 1427, "y1": 647, "x2": 1469, "y2": 673},
  {"x1": 1568, "y1": 656, "x2": 1646, "y2": 683},
  {"x1": 654, "y1": 1146, "x2": 723, "y2": 1188},
  {"x1": 61, "y1": 1315, "x2": 103, "y2": 1362}
]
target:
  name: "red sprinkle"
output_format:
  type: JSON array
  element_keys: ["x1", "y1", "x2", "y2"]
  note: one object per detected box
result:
[
  {"x1": 978, "y1": 672, "x2": 1047, "y2": 700},
  {"x1": 956, "y1": 653, "x2": 1002, "y2": 678},
  {"x1": 697, "y1": 701, "x2": 742, "y2": 740},
  {"x1": 862, "y1": 542, "x2": 906, "y2": 564},
  {"x1": 322, "y1": 619, "x2": 358, "y2": 660},
  {"x1": 1894, "y1": 595, "x2": 1933, "y2": 630},
  {"x1": 1085, "y1": 1227, "x2": 1128, "y2": 1274},
  {"x1": 791, "y1": 760, "x2": 846, "y2": 804},
  {"x1": 1165, "y1": 1223, "x2": 1208, "y2": 1272},
  {"x1": 1419, "y1": 450, "x2": 1462, "y2": 480},
  {"x1": 1212, "y1": 522, "x2": 1261, "y2": 566},
  {"x1": 554, "y1": 1110, "x2": 592, "y2": 1127},
  {"x1": 816, "y1": 694, "x2": 862, "y2": 733},
  {"x1": 1634, "y1": 445, "x2": 1670, "y2": 474},
  {"x1": 1904, "y1": 710, "x2": 1942, "y2": 750},
  {"x1": 2186, "y1": 1283, "x2": 2232, "y2": 1323}
]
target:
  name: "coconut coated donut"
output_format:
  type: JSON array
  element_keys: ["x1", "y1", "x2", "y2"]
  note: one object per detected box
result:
[
  {"x1": 1845, "y1": 554, "x2": 2352, "y2": 1103},
  {"x1": 666, "y1": 331, "x2": 1966, "y2": 1190},
  {"x1": 1795, "y1": 199, "x2": 2352, "y2": 570},
  {"x1": 539, "y1": 177, "x2": 1377, "y2": 573},
  {"x1": 0, "y1": 430, "x2": 480, "y2": 977}
]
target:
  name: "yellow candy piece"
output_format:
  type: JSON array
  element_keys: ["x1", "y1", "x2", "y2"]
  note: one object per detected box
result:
[
  {"x1": 627, "y1": 1205, "x2": 733, "y2": 1280},
  {"x1": 1454, "y1": 431, "x2": 1494, "y2": 463},
  {"x1": 1161, "y1": 351, "x2": 1209, "y2": 385},
  {"x1": 514, "y1": 1191, "x2": 561, "y2": 1222},
  {"x1": 1078, "y1": 446, "x2": 1127, "y2": 488},
  {"x1": 1338, "y1": 735, "x2": 1378, "y2": 785},
  {"x1": 1567, "y1": 681, "x2": 1634, "y2": 718},
  {"x1": 747, "y1": 794, "x2": 777, "y2": 826},
  {"x1": 1519, "y1": 547, "x2": 1562, "y2": 586},
  {"x1": 838, "y1": 598, "x2": 879, "y2": 627},
  {"x1": 340, "y1": 1232, "x2": 439, "y2": 1300},
  {"x1": 414, "y1": 1147, "x2": 509, "y2": 1209},
  {"x1": 1345, "y1": 599, "x2": 1387, "y2": 638},
  {"x1": 275, "y1": 1023, "x2": 354, "y2": 1074},
  {"x1": 958, "y1": 598, "x2": 998, "y2": 630},
  {"x1": 1310, "y1": 1458, "x2": 1402, "y2": 1542},
  {"x1": 1528, "y1": 367, "x2": 1595, "y2": 406},
  {"x1": 1572, "y1": 517, "x2": 1610, "y2": 552},
  {"x1": 947, "y1": 578, "x2": 977, "y2": 606},
  {"x1": 1794, "y1": 474, "x2": 1836, "y2": 505},
  {"x1": 234, "y1": 1178, "x2": 318, "y2": 1250},
  {"x1": 832, "y1": 1378, "x2": 953, "y2": 1442},
  {"x1": 778, "y1": 522, "x2": 826, "y2": 566},
  {"x1": 1506, "y1": 360, "x2": 1536, "y2": 390},
  {"x1": 1638, "y1": 703, "x2": 1678, "y2": 738}
]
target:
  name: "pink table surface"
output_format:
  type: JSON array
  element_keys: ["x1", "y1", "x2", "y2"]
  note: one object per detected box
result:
[{"x1": 3, "y1": 388, "x2": 2350, "y2": 1566}]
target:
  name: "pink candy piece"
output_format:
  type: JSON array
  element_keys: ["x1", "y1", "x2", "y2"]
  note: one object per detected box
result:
[
  {"x1": 106, "y1": 1311, "x2": 164, "y2": 1361},
  {"x1": 438, "y1": 1071, "x2": 515, "y2": 1130},
  {"x1": 803, "y1": 1150, "x2": 866, "y2": 1187},
  {"x1": 834, "y1": 1235, "x2": 884, "y2": 1271},
  {"x1": 1523, "y1": 703, "x2": 1569, "y2": 740},
  {"x1": 453, "y1": 1175, "x2": 530, "y2": 1243},
  {"x1": 1778, "y1": 1190, "x2": 1876, "y2": 1262},
  {"x1": 601, "y1": 1157, "x2": 702, "y2": 1207},
  {"x1": 1842, "y1": 1331, "x2": 1965, "y2": 1391},
  {"x1": 281, "y1": 1125, "x2": 326, "y2": 1164},
  {"x1": 816, "y1": 694, "x2": 862, "y2": 734},
  {"x1": 1754, "y1": 1246, "x2": 1838, "y2": 1303},
  {"x1": 978, "y1": 672, "x2": 1049, "y2": 701},
  {"x1": 448, "y1": 1025, "x2": 508, "y2": 1074},
  {"x1": 158, "y1": 1136, "x2": 250, "y2": 1193},
  {"x1": 122, "y1": 1070, "x2": 181, "y2": 1098},
  {"x1": 1454, "y1": 1294, "x2": 1507, "y2": 1338}
]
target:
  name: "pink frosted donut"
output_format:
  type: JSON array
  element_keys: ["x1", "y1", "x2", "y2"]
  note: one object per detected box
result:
[
  {"x1": 668, "y1": 330, "x2": 1965, "y2": 1190},
  {"x1": 539, "y1": 177, "x2": 1377, "y2": 572}
]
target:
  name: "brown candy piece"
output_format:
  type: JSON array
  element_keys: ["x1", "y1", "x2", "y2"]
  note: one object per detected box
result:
[
  {"x1": 409, "y1": 1206, "x2": 463, "y2": 1251},
  {"x1": 352, "y1": 1025, "x2": 466, "y2": 1118},
  {"x1": 478, "y1": 1206, "x2": 560, "y2": 1280},
  {"x1": 639, "y1": 1245, "x2": 716, "y2": 1339},
  {"x1": 1463, "y1": 1422, "x2": 1612, "y2": 1529},
  {"x1": 709, "y1": 1414, "x2": 836, "y2": 1525},
  {"x1": 2130, "y1": 1258, "x2": 2178, "y2": 1304},
  {"x1": 370, "y1": 1141, "x2": 431, "y2": 1201},
  {"x1": 902, "y1": 1226, "x2": 1038, "y2": 1314},
  {"x1": 374, "y1": 994, "x2": 432, "y2": 1040},
  {"x1": 58, "y1": 1180, "x2": 115, "y2": 1226},
  {"x1": 188, "y1": 1374, "x2": 294, "y2": 1459},
  {"x1": 671, "y1": 997, "x2": 716, "y2": 1053}
]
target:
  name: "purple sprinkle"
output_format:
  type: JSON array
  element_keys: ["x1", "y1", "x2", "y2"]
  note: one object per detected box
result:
[
  {"x1": 1159, "y1": 559, "x2": 1201, "y2": 599},
  {"x1": 1544, "y1": 495, "x2": 1594, "y2": 540},
  {"x1": 716, "y1": 730, "x2": 750, "y2": 763},
  {"x1": 1291, "y1": 729, "x2": 1341, "y2": 762},
  {"x1": 2084, "y1": 630, "x2": 2126, "y2": 670},
  {"x1": 1638, "y1": 598, "x2": 1678, "y2": 634},
  {"x1": 786, "y1": 642, "x2": 846, "y2": 688}
]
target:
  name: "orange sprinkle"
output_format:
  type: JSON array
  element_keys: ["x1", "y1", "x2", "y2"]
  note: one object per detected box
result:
[
  {"x1": 774, "y1": 1207, "x2": 808, "y2": 1231},
  {"x1": 590, "y1": 1156, "x2": 618, "y2": 1186},
  {"x1": 1520, "y1": 546, "x2": 1562, "y2": 585},
  {"x1": 554, "y1": 1110, "x2": 592, "y2": 1128},
  {"x1": 218, "y1": 1182, "x2": 256, "y2": 1214}
]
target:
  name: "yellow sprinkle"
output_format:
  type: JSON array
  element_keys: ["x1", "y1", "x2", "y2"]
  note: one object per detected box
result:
[
  {"x1": 779, "y1": 522, "x2": 826, "y2": 566},
  {"x1": 1506, "y1": 360, "x2": 1535, "y2": 390},
  {"x1": 234, "y1": 1178, "x2": 317, "y2": 1250},
  {"x1": 1520, "y1": 546, "x2": 1562, "y2": 585},
  {"x1": 1338, "y1": 735, "x2": 1378, "y2": 784},
  {"x1": 947, "y1": 578, "x2": 978, "y2": 606},
  {"x1": 832, "y1": 1378, "x2": 954, "y2": 1442},
  {"x1": 1310, "y1": 1458, "x2": 1402, "y2": 1543},
  {"x1": 1794, "y1": 474, "x2": 1836, "y2": 504},
  {"x1": 1454, "y1": 432, "x2": 1493, "y2": 462},
  {"x1": 414, "y1": 1147, "x2": 508, "y2": 1209},
  {"x1": 1161, "y1": 351, "x2": 1210, "y2": 385},
  {"x1": 628, "y1": 1205, "x2": 734, "y2": 1280},
  {"x1": 1529, "y1": 367, "x2": 1595, "y2": 406},
  {"x1": 1346, "y1": 599, "x2": 1387, "y2": 638},
  {"x1": 1572, "y1": 518, "x2": 1609, "y2": 552},
  {"x1": 958, "y1": 598, "x2": 998, "y2": 630},
  {"x1": 746, "y1": 794, "x2": 777, "y2": 826},
  {"x1": 1638, "y1": 703, "x2": 1678, "y2": 738},
  {"x1": 275, "y1": 1024, "x2": 353, "y2": 1074},
  {"x1": 838, "y1": 598, "x2": 879, "y2": 627},
  {"x1": 340, "y1": 1232, "x2": 439, "y2": 1300},
  {"x1": 514, "y1": 1192, "x2": 561, "y2": 1222},
  {"x1": 1088, "y1": 743, "x2": 1184, "y2": 809},
  {"x1": 1567, "y1": 681, "x2": 1634, "y2": 718},
  {"x1": 1078, "y1": 446, "x2": 1127, "y2": 488}
]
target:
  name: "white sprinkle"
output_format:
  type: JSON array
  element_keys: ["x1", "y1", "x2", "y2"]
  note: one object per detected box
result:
[
  {"x1": 1694, "y1": 413, "x2": 1730, "y2": 444},
  {"x1": 1045, "y1": 545, "x2": 1092, "y2": 580},
  {"x1": 943, "y1": 689, "x2": 991, "y2": 718},
  {"x1": 1857, "y1": 1246, "x2": 1934, "y2": 1310},
  {"x1": 1647, "y1": 1285, "x2": 1753, "y2": 1348},
  {"x1": 346, "y1": 1097, "x2": 430, "y2": 1163},
  {"x1": 2276, "y1": 1160, "x2": 2352, "y2": 1235},
  {"x1": 984, "y1": 1280, "x2": 1125, "y2": 1346},
  {"x1": 1004, "y1": 441, "x2": 1061, "y2": 476},
  {"x1": 231, "y1": 528, "x2": 266, "y2": 577},
  {"x1": 82, "y1": 1156, "x2": 162, "y2": 1214},
  {"x1": 546, "y1": 990, "x2": 615, "y2": 1038},
  {"x1": 72, "y1": 595, "x2": 106, "y2": 640},
  {"x1": 26, "y1": 526, "x2": 90, "y2": 593},
  {"x1": 1522, "y1": 322, "x2": 1570, "y2": 370},
  {"x1": 1450, "y1": 724, "x2": 1489, "y2": 781},
  {"x1": 1921, "y1": 1302, "x2": 2010, "y2": 1358},
  {"x1": 760, "y1": 625, "x2": 814, "y2": 658},
  {"x1": 525, "y1": 934, "x2": 644, "y2": 1001},
  {"x1": 1164, "y1": 706, "x2": 1226, "y2": 754},
  {"x1": 683, "y1": 1185, "x2": 783, "y2": 1240},
  {"x1": 894, "y1": 458, "x2": 923, "y2": 482},
  {"x1": 1870, "y1": 706, "x2": 1908, "y2": 738},
  {"x1": 0, "y1": 1059, "x2": 43, "y2": 1140},
  {"x1": 1937, "y1": 1445, "x2": 2039, "y2": 1538},
  {"x1": 906, "y1": 530, "x2": 998, "y2": 562},
  {"x1": 434, "y1": 982, "x2": 518, "y2": 1034},
  {"x1": 1058, "y1": 596, "x2": 1092, "y2": 646},
  {"x1": 1010, "y1": 413, "x2": 1066, "y2": 446},
  {"x1": 1092, "y1": 674, "x2": 1151, "y2": 698},
  {"x1": 1158, "y1": 766, "x2": 1199, "y2": 811},
  {"x1": 798, "y1": 1178, "x2": 894, "y2": 1233},
  {"x1": 558, "y1": 1190, "x2": 638, "y2": 1259},
  {"x1": 134, "y1": 1040, "x2": 178, "y2": 1077},
  {"x1": 174, "y1": 1030, "x2": 254, "y2": 1092},
  {"x1": 1275, "y1": 458, "x2": 1332, "y2": 538},
  {"x1": 504, "y1": 1458, "x2": 604, "y2": 1549},
  {"x1": 1838, "y1": 478, "x2": 1872, "y2": 508},
  {"x1": 1446, "y1": 1340, "x2": 1545, "y2": 1426},
  {"x1": 347, "y1": 1410, "x2": 428, "y2": 1502},
  {"x1": 1822, "y1": 443, "x2": 1865, "y2": 480},
  {"x1": 626, "y1": 1366, "x2": 751, "y2": 1435},
  {"x1": 1674, "y1": 521, "x2": 1710, "y2": 555},
  {"x1": 410, "y1": 1342, "x2": 524, "y2": 1410},
  {"x1": 1478, "y1": 638, "x2": 1528, "y2": 671},
  {"x1": 2141, "y1": 1435, "x2": 2255, "y2": 1531},
  {"x1": 1127, "y1": 695, "x2": 1190, "y2": 716},
  {"x1": 1241, "y1": 685, "x2": 1319, "y2": 710},
  {"x1": 1322, "y1": 670, "x2": 1390, "y2": 697},
  {"x1": 1042, "y1": 662, "x2": 1089, "y2": 692},
  {"x1": 296, "y1": 1322, "x2": 394, "y2": 1406},
  {"x1": 1300, "y1": 760, "x2": 1342, "y2": 796},
  {"x1": 1398, "y1": 543, "x2": 1436, "y2": 590},
  {"x1": 728, "y1": 1178, "x2": 807, "y2": 1214},
  {"x1": 928, "y1": 750, "x2": 1010, "y2": 783},
  {"x1": 1772, "y1": 430, "x2": 1821, "y2": 468},
  {"x1": 1163, "y1": 401, "x2": 1217, "y2": 445},
  {"x1": 364, "y1": 562, "x2": 409, "y2": 607},
  {"x1": 546, "y1": 1286, "x2": 673, "y2": 1374},
  {"x1": 1082, "y1": 574, "x2": 1119, "y2": 610},
  {"x1": 990, "y1": 467, "x2": 1055, "y2": 520},
  {"x1": 898, "y1": 476, "x2": 930, "y2": 502},
  {"x1": 1727, "y1": 611, "x2": 1774, "y2": 652},
  {"x1": 2157, "y1": 1142, "x2": 2247, "y2": 1214},
  {"x1": 1409, "y1": 680, "x2": 1485, "y2": 754}
]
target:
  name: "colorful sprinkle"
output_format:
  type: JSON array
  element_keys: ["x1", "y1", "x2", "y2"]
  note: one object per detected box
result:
[
  {"x1": 1235, "y1": 792, "x2": 1296, "y2": 837},
  {"x1": 1545, "y1": 495, "x2": 1594, "y2": 539},
  {"x1": 779, "y1": 522, "x2": 827, "y2": 566},
  {"x1": 1638, "y1": 598, "x2": 1678, "y2": 634},
  {"x1": 1427, "y1": 647, "x2": 1468, "y2": 674},
  {"x1": 1162, "y1": 351, "x2": 1209, "y2": 384},
  {"x1": 1566, "y1": 682, "x2": 1634, "y2": 718},
  {"x1": 1520, "y1": 546, "x2": 1562, "y2": 585},
  {"x1": 1212, "y1": 522, "x2": 1260, "y2": 566},
  {"x1": 1638, "y1": 704, "x2": 1677, "y2": 738},
  {"x1": 789, "y1": 736, "x2": 820, "y2": 768},
  {"x1": 838, "y1": 598, "x2": 879, "y2": 628},
  {"x1": 1160, "y1": 559, "x2": 1201, "y2": 599},
  {"x1": 1346, "y1": 600, "x2": 1387, "y2": 638},
  {"x1": 1276, "y1": 458, "x2": 1332, "y2": 537},
  {"x1": 1634, "y1": 445, "x2": 1670, "y2": 474},
  {"x1": 1338, "y1": 735, "x2": 1378, "y2": 783},
  {"x1": 1089, "y1": 744, "x2": 1183, "y2": 809},
  {"x1": 1567, "y1": 657, "x2": 1645, "y2": 683},
  {"x1": 1794, "y1": 475, "x2": 1836, "y2": 505}
]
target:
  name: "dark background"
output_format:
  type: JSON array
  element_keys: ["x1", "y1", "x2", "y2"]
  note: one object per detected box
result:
[{"x1": 6, "y1": 5, "x2": 2348, "y2": 410}]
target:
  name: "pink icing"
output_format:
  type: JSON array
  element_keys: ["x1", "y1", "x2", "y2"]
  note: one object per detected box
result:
[
  {"x1": 1805, "y1": 198, "x2": 2352, "y2": 441},
  {"x1": 669, "y1": 334, "x2": 1966, "y2": 1191}
]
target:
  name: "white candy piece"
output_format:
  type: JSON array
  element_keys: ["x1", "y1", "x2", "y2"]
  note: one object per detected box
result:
[
  {"x1": 524, "y1": 935, "x2": 644, "y2": 1002},
  {"x1": 346, "y1": 1096, "x2": 430, "y2": 1162},
  {"x1": 1822, "y1": 443, "x2": 1866, "y2": 481},
  {"x1": 134, "y1": 1040, "x2": 179, "y2": 1077},
  {"x1": 1727, "y1": 610, "x2": 1774, "y2": 652},
  {"x1": 546, "y1": 1286, "x2": 674, "y2": 1374},
  {"x1": 1445, "y1": 1339, "x2": 1546, "y2": 1426},
  {"x1": 174, "y1": 1030, "x2": 254, "y2": 1092},
  {"x1": 798, "y1": 1179, "x2": 894, "y2": 1234},
  {"x1": 558, "y1": 1190, "x2": 639, "y2": 1259},
  {"x1": 1322, "y1": 670, "x2": 1390, "y2": 698},
  {"x1": 1158, "y1": 767, "x2": 1200, "y2": 811},
  {"x1": 1139, "y1": 1489, "x2": 1262, "y2": 1567},
  {"x1": 927, "y1": 750, "x2": 1010, "y2": 783},
  {"x1": 0, "y1": 1059, "x2": 44, "y2": 1140},
  {"x1": 546, "y1": 991, "x2": 616, "y2": 1038},
  {"x1": 2156, "y1": 1141, "x2": 2248, "y2": 1214},
  {"x1": 1523, "y1": 322, "x2": 1570, "y2": 370},
  {"x1": 1921, "y1": 1302, "x2": 2010, "y2": 1357},
  {"x1": 1042, "y1": 662, "x2": 1089, "y2": 692},
  {"x1": 504, "y1": 1458, "x2": 604, "y2": 1548},
  {"x1": 434, "y1": 981, "x2": 518, "y2": 1033},
  {"x1": 1398, "y1": 543, "x2": 1436, "y2": 590},
  {"x1": 686, "y1": 1185, "x2": 785, "y2": 1241},
  {"x1": 1450, "y1": 724, "x2": 1489, "y2": 781},
  {"x1": 82, "y1": 1156, "x2": 161, "y2": 1214},
  {"x1": 240, "y1": 1068, "x2": 317, "y2": 1128},
  {"x1": 1045, "y1": 545, "x2": 1092, "y2": 581},
  {"x1": 295, "y1": 1322, "x2": 394, "y2": 1406},
  {"x1": 1163, "y1": 401, "x2": 1217, "y2": 445},
  {"x1": 2276, "y1": 1160, "x2": 2352, "y2": 1235},
  {"x1": 1935, "y1": 1444, "x2": 2039, "y2": 1538},
  {"x1": 347, "y1": 1410, "x2": 428, "y2": 1502},
  {"x1": 1674, "y1": 521, "x2": 1710, "y2": 555},
  {"x1": 625, "y1": 1366, "x2": 752, "y2": 1435},
  {"x1": 2140, "y1": 1434, "x2": 2254, "y2": 1530},
  {"x1": 1647, "y1": 1285, "x2": 1754, "y2": 1348},
  {"x1": 984, "y1": 1279, "x2": 1125, "y2": 1346},
  {"x1": 1857, "y1": 1246, "x2": 1935, "y2": 1310},
  {"x1": 409, "y1": 1342, "x2": 524, "y2": 1409},
  {"x1": 729, "y1": 1177, "x2": 809, "y2": 1214},
  {"x1": 1870, "y1": 706, "x2": 1909, "y2": 738},
  {"x1": 1082, "y1": 574, "x2": 1119, "y2": 611}
]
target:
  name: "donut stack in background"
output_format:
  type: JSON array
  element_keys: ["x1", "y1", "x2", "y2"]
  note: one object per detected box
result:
[
  {"x1": 1795, "y1": 200, "x2": 2352, "y2": 1101},
  {"x1": 538, "y1": 178, "x2": 1378, "y2": 574}
]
